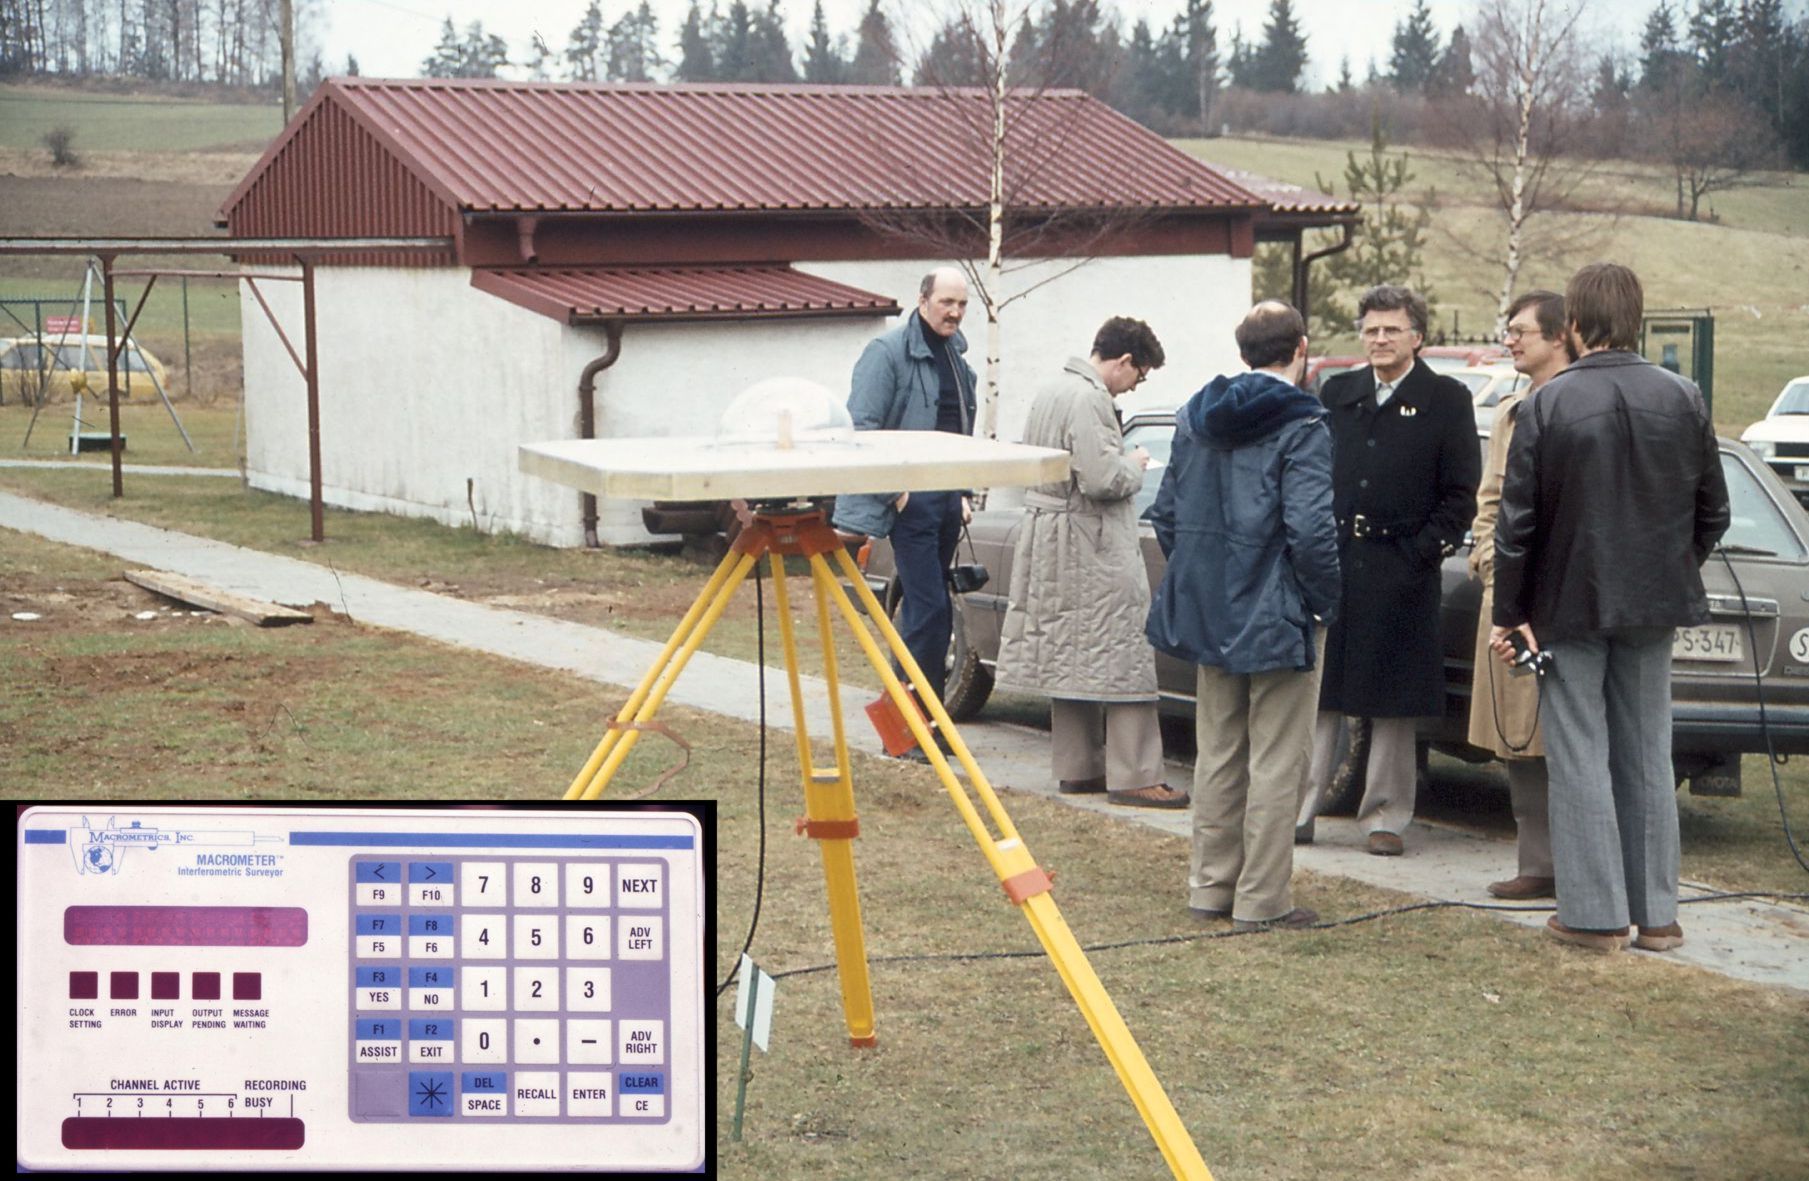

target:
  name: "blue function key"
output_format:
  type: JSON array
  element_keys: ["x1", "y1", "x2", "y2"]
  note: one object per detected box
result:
[
  {"x1": 355, "y1": 913, "x2": 403, "y2": 958},
  {"x1": 408, "y1": 861, "x2": 456, "y2": 906},
  {"x1": 355, "y1": 1018, "x2": 403, "y2": 1063},
  {"x1": 409, "y1": 1071, "x2": 456, "y2": 1118},
  {"x1": 356, "y1": 965, "x2": 402, "y2": 1010},
  {"x1": 409, "y1": 1018, "x2": 456, "y2": 1064},
  {"x1": 355, "y1": 861, "x2": 403, "y2": 906},
  {"x1": 408, "y1": 965, "x2": 456, "y2": 1010},
  {"x1": 408, "y1": 913, "x2": 456, "y2": 959},
  {"x1": 619, "y1": 1072, "x2": 667, "y2": 1119},
  {"x1": 461, "y1": 1071, "x2": 509, "y2": 1118}
]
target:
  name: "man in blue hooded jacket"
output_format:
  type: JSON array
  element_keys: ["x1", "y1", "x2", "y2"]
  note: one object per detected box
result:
[{"x1": 1146, "y1": 301, "x2": 1340, "y2": 931}]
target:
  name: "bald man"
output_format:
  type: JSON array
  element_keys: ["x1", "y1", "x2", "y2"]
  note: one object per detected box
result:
[{"x1": 833, "y1": 268, "x2": 977, "y2": 744}]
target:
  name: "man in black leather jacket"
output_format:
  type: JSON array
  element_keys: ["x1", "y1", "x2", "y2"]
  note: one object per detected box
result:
[{"x1": 1491, "y1": 262, "x2": 1730, "y2": 955}]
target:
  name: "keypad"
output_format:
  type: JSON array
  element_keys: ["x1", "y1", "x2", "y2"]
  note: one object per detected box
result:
[{"x1": 348, "y1": 855, "x2": 670, "y2": 1123}]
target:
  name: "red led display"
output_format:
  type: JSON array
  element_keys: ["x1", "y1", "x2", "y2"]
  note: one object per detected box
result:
[
  {"x1": 63, "y1": 906, "x2": 308, "y2": 947},
  {"x1": 62, "y1": 1117, "x2": 306, "y2": 1150}
]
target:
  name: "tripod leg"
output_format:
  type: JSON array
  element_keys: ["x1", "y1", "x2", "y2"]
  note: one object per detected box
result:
[
  {"x1": 816, "y1": 549, "x2": 1214, "y2": 1181},
  {"x1": 768, "y1": 554, "x2": 876, "y2": 1046},
  {"x1": 566, "y1": 547, "x2": 759, "y2": 801}
]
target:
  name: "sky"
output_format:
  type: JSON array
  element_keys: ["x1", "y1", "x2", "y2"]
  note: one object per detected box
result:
[{"x1": 315, "y1": 0, "x2": 1660, "y2": 90}]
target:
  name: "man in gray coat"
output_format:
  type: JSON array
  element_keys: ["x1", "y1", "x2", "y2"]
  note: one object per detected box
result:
[
  {"x1": 996, "y1": 316, "x2": 1187, "y2": 808},
  {"x1": 1492, "y1": 262, "x2": 1729, "y2": 954},
  {"x1": 833, "y1": 267, "x2": 977, "y2": 719},
  {"x1": 1146, "y1": 301, "x2": 1340, "y2": 928}
]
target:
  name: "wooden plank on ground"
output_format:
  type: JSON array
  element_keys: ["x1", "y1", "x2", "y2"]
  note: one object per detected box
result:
[{"x1": 124, "y1": 569, "x2": 313, "y2": 627}]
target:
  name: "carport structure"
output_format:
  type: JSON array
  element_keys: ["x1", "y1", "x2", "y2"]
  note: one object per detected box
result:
[{"x1": 0, "y1": 235, "x2": 450, "y2": 541}]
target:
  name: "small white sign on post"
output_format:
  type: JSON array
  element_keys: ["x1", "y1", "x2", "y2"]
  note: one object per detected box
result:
[{"x1": 735, "y1": 953, "x2": 775, "y2": 1050}]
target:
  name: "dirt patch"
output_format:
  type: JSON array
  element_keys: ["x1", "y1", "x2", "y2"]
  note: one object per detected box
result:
[{"x1": 2, "y1": 572, "x2": 222, "y2": 632}]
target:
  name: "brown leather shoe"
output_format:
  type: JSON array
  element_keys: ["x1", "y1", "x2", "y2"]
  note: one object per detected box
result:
[
  {"x1": 1366, "y1": 831, "x2": 1404, "y2": 856},
  {"x1": 1058, "y1": 775, "x2": 1107, "y2": 794},
  {"x1": 1233, "y1": 907, "x2": 1320, "y2": 933},
  {"x1": 1488, "y1": 875, "x2": 1556, "y2": 900},
  {"x1": 1634, "y1": 922, "x2": 1684, "y2": 951},
  {"x1": 1107, "y1": 783, "x2": 1190, "y2": 809},
  {"x1": 1544, "y1": 916, "x2": 1630, "y2": 953}
]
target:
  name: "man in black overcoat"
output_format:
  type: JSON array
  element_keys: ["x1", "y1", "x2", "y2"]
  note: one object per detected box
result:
[{"x1": 1295, "y1": 285, "x2": 1480, "y2": 856}]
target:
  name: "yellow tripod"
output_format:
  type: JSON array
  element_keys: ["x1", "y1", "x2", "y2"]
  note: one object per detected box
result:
[{"x1": 564, "y1": 504, "x2": 1213, "y2": 1180}]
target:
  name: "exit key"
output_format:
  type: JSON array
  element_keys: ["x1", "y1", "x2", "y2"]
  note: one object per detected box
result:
[{"x1": 614, "y1": 863, "x2": 663, "y2": 909}]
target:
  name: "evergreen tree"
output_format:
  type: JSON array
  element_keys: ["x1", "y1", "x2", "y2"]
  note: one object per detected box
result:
[
  {"x1": 748, "y1": 0, "x2": 798, "y2": 81},
  {"x1": 607, "y1": 2, "x2": 663, "y2": 81},
  {"x1": 1688, "y1": 0, "x2": 1738, "y2": 86},
  {"x1": 1249, "y1": 0, "x2": 1306, "y2": 93},
  {"x1": 1313, "y1": 117, "x2": 1437, "y2": 335},
  {"x1": 565, "y1": 0, "x2": 605, "y2": 81},
  {"x1": 1430, "y1": 24, "x2": 1473, "y2": 95},
  {"x1": 1638, "y1": 1, "x2": 1685, "y2": 90},
  {"x1": 675, "y1": 1, "x2": 716, "y2": 81},
  {"x1": 848, "y1": 0, "x2": 899, "y2": 85},
  {"x1": 913, "y1": 15, "x2": 986, "y2": 86},
  {"x1": 1182, "y1": 0, "x2": 1218, "y2": 128},
  {"x1": 1389, "y1": 0, "x2": 1440, "y2": 93},
  {"x1": 802, "y1": 0, "x2": 844, "y2": 83},
  {"x1": 715, "y1": 0, "x2": 755, "y2": 80},
  {"x1": 422, "y1": 17, "x2": 465, "y2": 78}
]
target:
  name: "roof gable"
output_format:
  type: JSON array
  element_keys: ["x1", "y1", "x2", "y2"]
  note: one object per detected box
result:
[{"x1": 230, "y1": 78, "x2": 1262, "y2": 220}]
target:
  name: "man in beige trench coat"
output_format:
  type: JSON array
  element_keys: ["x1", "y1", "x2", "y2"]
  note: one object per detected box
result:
[{"x1": 996, "y1": 317, "x2": 1187, "y2": 809}]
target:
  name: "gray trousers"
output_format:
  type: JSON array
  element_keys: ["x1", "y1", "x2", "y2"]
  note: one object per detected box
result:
[
  {"x1": 1506, "y1": 758, "x2": 1553, "y2": 878},
  {"x1": 1298, "y1": 713, "x2": 1419, "y2": 836},
  {"x1": 1189, "y1": 654, "x2": 1323, "y2": 922},
  {"x1": 1050, "y1": 698, "x2": 1164, "y2": 789},
  {"x1": 1542, "y1": 627, "x2": 1679, "y2": 930}
]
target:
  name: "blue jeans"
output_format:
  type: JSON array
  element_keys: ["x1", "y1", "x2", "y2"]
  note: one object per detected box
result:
[{"x1": 891, "y1": 491, "x2": 963, "y2": 702}]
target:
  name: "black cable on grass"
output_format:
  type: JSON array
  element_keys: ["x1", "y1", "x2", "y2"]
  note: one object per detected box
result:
[
  {"x1": 715, "y1": 559, "x2": 770, "y2": 999},
  {"x1": 757, "y1": 891, "x2": 1809, "y2": 984}
]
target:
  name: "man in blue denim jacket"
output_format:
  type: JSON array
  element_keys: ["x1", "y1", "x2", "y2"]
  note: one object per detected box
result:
[
  {"x1": 1146, "y1": 301, "x2": 1340, "y2": 931},
  {"x1": 832, "y1": 267, "x2": 977, "y2": 713}
]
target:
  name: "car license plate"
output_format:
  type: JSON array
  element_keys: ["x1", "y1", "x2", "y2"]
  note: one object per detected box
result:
[
  {"x1": 1673, "y1": 624, "x2": 1743, "y2": 663},
  {"x1": 1795, "y1": 464, "x2": 1809, "y2": 482}
]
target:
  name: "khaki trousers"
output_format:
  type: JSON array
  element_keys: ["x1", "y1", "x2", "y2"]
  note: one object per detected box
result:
[
  {"x1": 1299, "y1": 712, "x2": 1419, "y2": 836},
  {"x1": 1050, "y1": 698, "x2": 1164, "y2": 789},
  {"x1": 1189, "y1": 653, "x2": 1323, "y2": 923}
]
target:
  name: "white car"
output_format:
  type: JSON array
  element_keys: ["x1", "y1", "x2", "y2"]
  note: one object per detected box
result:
[{"x1": 1740, "y1": 375, "x2": 1809, "y2": 507}]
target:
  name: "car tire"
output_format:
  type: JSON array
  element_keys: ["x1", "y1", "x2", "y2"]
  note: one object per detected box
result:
[
  {"x1": 1317, "y1": 718, "x2": 1430, "y2": 816},
  {"x1": 883, "y1": 583, "x2": 994, "y2": 722}
]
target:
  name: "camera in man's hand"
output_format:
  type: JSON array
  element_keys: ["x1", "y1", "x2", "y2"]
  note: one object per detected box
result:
[
  {"x1": 947, "y1": 563, "x2": 990, "y2": 594},
  {"x1": 1507, "y1": 629, "x2": 1555, "y2": 678}
]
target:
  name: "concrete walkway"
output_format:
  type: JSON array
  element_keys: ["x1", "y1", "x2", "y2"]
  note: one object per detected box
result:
[{"x1": 4, "y1": 489, "x2": 1805, "y2": 993}]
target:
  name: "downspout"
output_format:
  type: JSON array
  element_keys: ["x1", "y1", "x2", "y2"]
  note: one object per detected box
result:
[
  {"x1": 1293, "y1": 219, "x2": 1357, "y2": 320},
  {"x1": 577, "y1": 320, "x2": 624, "y2": 548}
]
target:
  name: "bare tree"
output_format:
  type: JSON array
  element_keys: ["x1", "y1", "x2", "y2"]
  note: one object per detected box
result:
[
  {"x1": 864, "y1": 0, "x2": 1142, "y2": 445},
  {"x1": 1439, "y1": 0, "x2": 1603, "y2": 331}
]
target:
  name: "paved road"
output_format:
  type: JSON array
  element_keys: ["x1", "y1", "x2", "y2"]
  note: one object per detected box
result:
[{"x1": 4, "y1": 488, "x2": 1804, "y2": 992}]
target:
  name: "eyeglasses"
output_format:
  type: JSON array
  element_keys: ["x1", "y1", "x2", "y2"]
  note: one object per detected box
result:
[
  {"x1": 1133, "y1": 366, "x2": 1150, "y2": 387},
  {"x1": 1358, "y1": 325, "x2": 1412, "y2": 341},
  {"x1": 1502, "y1": 326, "x2": 1539, "y2": 343}
]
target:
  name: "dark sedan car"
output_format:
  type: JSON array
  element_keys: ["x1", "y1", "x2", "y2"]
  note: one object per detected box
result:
[{"x1": 864, "y1": 411, "x2": 1809, "y2": 804}]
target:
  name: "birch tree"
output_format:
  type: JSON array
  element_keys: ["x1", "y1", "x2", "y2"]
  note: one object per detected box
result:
[{"x1": 1455, "y1": 0, "x2": 1595, "y2": 331}]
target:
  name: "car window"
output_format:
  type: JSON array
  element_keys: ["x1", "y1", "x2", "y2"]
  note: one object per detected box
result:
[
  {"x1": 1721, "y1": 451, "x2": 1806, "y2": 559},
  {"x1": 0, "y1": 344, "x2": 41, "y2": 370},
  {"x1": 1124, "y1": 421, "x2": 1175, "y2": 521},
  {"x1": 1776, "y1": 380, "x2": 1809, "y2": 415}
]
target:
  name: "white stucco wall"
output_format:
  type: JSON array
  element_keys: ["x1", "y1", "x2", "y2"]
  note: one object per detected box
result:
[
  {"x1": 240, "y1": 267, "x2": 884, "y2": 546},
  {"x1": 798, "y1": 253, "x2": 1253, "y2": 448}
]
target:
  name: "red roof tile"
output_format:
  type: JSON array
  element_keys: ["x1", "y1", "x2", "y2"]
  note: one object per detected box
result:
[
  {"x1": 235, "y1": 79, "x2": 1262, "y2": 219},
  {"x1": 470, "y1": 265, "x2": 901, "y2": 323}
]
